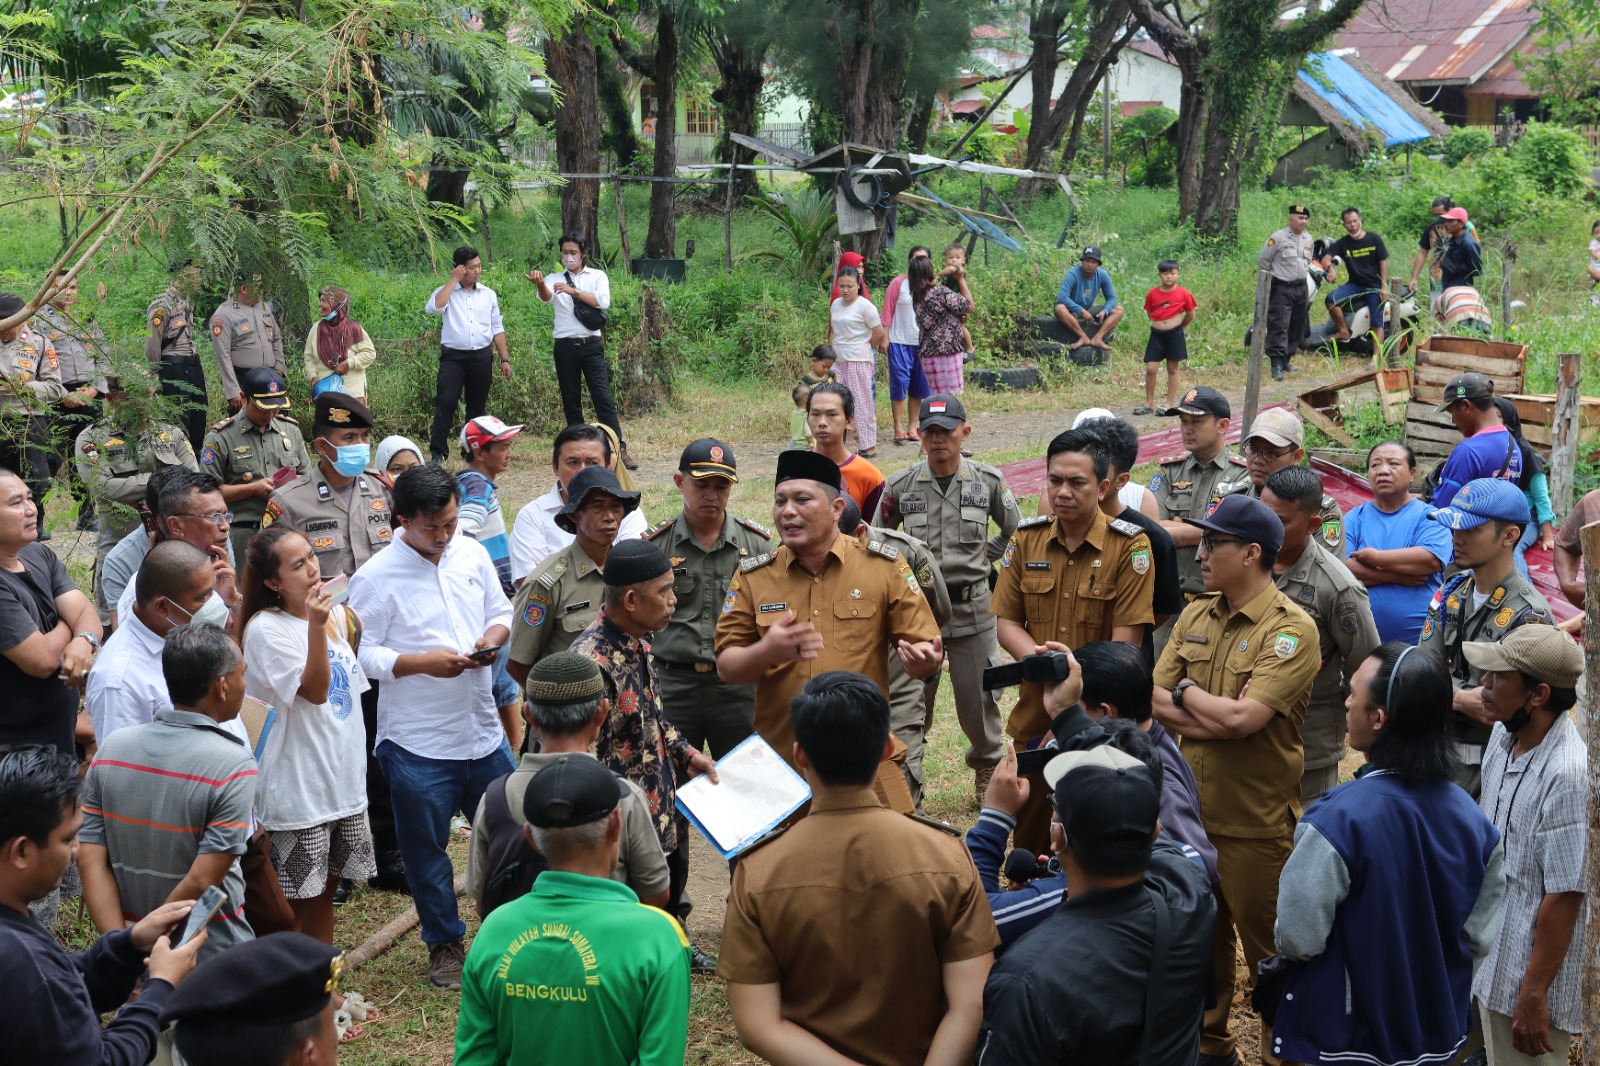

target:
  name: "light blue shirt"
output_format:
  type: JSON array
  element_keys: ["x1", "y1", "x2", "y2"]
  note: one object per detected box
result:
[
  {"x1": 1344, "y1": 498, "x2": 1453, "y2": 644},
  {"x1": 1055, "y1": 266, "x2": 1118, "y2": 314}
]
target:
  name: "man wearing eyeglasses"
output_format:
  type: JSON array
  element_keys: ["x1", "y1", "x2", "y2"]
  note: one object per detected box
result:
[
  {"x1": 1217, "y1": 407, "x2": 1343, "y2": 554},
  {"x1": 1152, "y1": 494, "x2": 1318, "y2": 1066}
]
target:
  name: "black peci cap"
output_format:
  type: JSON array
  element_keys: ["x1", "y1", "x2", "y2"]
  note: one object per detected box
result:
[
  {"x1": 602, "y1": 538, "x2": 671, "y2": 586},
  {"x1": 774, "y1": 449, "x2": 843, "y2": 493}
]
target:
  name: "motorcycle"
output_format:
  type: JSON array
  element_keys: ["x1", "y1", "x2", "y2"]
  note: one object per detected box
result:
[{"x1": 1244, "y1": 237, "x2": 1422, "y2": 364}]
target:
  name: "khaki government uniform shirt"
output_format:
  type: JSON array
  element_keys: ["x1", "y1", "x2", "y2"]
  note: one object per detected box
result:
[
  {"x1": 875, "y1": 457, "x2": 1018, "y2": 637},
  {"x1": 264, "y1": 464, "x2": 394, "y2": 580},
  {"x1": 717, "y1": 788, "x2": 1000, "y2": 1066},
  {"x1": 1259, "y1": 227, "x2": 1316, "y2": 283},
  {"x1": 645, "y1": 511, "x2": 774, "y2": 667},
  {"x1": 200, "y1": 414, "x2": 311, "y2": 528},
  {"x1": 0, "y1": 326, "x2": 64, "y2": 416},
  {"x1": 990, "y1": 510, "x2": 1157, "y2": 740},
  {"x1": 34, "y1": 305, "x2": 108, "y2": 390},
  {"x1": 1153, "y1": 582, "x2": 1319, "y2": 839},
  {"x1": 1149, "y1": 448, "x2": 1247, "y2": 596},
  {"x1": 209, "y1": 299, "x2": 288, "y2": 400},
  {"x1": 508, "y1": 542, "x2": 607, "y2": 670},
  {"x1": 144, "y1": 289, "x2": 197, "y2": 362},
  {"x1": 714, "y1": 533, "x2": 940, "y2": 765},
  {"x1": 1272, "y1": 538, "x2": 1380, "y2": 770}
]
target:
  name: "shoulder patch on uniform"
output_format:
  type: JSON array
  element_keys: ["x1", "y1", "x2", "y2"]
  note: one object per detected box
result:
[
  {"x1": 1228, "y1": 455, "x2": 1249, "y2": 467},
  {"x1": 1158, "y1": 453, "x2": 1187, "y2": 466},
  {"x1": 262, "y1": 499, "x2": 282, "y2": 527},
  {"x1": 1108, "y1": 517, "x2": 1143, "y2": 538},
  {"x1": 275, "y1": 413, "x2": 299, "y2": 426},
  {"x1": 210, "y1": 416, "x2": 235, "y2": 431},
  {"x1": 645, "y1": 517, "x2": 674, "y2": 540},
  {"x1": 537, "y1": 558, "x2": 568, "y2": 588},
  {"x1": 739, "y1": 823, "x2": 790, "y2": 854},
  {"x1": 908, "y1": 812, "x2": 963, "y2": 837},
  {"x1": 736, "y1": 516, "x2": 773, "y2": 539},
  {"x1": 865, "y1": 539, "x2": 900, "y2": 561},
  {"x1": 1017, "y1": 515, "x2": 1051, "y2": 529},
  {"x1": 740, "y1": 552, "x2": 775, "y2": 573}
]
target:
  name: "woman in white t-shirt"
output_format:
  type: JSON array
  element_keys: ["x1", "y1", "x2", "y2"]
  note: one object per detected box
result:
[
  {"x1": 828, "y1": 266, "x2": 887, "y2": 456},
  {"x1": 238, "y1": 526, "x2": 375, "y2": 944}
]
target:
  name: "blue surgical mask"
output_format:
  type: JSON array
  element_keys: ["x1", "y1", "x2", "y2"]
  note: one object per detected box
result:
[
  {"x1": 323, "y1": 309, "x2": 339, "y2": 322},
  {"x1": 321, "y1": 438, "x2": 370, "y2": 477},
  {"x1": 169, "y1": 591, "x2": 230, "y2": 630}
]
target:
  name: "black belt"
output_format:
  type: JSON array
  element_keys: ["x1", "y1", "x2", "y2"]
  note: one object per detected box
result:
[
  {"x1": 657, "y1": 658, "x2": 716, "y2": 674},
  {"x1": 553, "y1": 335, "x2": 601, "y2": 345},
  {"x1": 949, "y1": 581, "x2": 987, "y2": 602},
  {"x1": 1270, "y1": 277, "x2": 1307, "y2": 291},
  {"x1": 161, "y1": 355, "x2": 200, "y2": 364},
  {"x1": 441, "y1": 344, "x2": 493, "y2": 357}
]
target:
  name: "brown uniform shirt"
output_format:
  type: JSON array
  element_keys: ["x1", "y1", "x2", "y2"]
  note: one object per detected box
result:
[
  {"x1": 714, "y1": 534, "x2": 940, "y2": 765},
  {"x1": 1153, "y1": 582, "x2": 1319, "y2": 839},
  {"x1": 264, "y1": 464, "x2": 394, "y2": 580},
  {"x1": 990, "y1": 510, "x2": 1158, "y2": 740},
  {"x1": 717, "y1": 788, "x2": 999, "y2": 1066}
]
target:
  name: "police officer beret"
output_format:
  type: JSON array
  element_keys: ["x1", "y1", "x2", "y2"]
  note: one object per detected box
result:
[
  {"x1": 1183, "y1": 494, "x2": 1284, "y2": 556},
  {"x1": 774, "y1": 449, "x2": 843, "y2": 493},
  {"x1": 527, "y1": 652, "x2": 605, "y2": 707},
  {"x1": 602, "y1": 538, "x2": 671, "y2": 586},
  {"x1": 680, "y1": 438, "x2": 738, "y2": 482},
  {"x1": 159, "y1": 932, "x2": 342, "y2": 1029},
  {"x1": 523, "y1": 755, "x2": 627, "y2": 829},
  {"x1": 555, "y1": 466, "x2": 641, "y2": 533},
  {"x1": 313, "y1": 391, "x2": 373, "y2": 431},
  {"x1": 242, "y1": 367, "x2": 291, "y2": 411}
]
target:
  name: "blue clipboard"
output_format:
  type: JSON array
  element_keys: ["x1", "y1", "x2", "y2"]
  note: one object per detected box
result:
[{"x1": 674, "y1": 734, "x2": 811, "y2": 859}]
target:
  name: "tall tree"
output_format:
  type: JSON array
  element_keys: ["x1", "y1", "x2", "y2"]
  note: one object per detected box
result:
[
  {"x1": 1124, "y1": 0, "x2": 1366, "y2": 237},
  {"x1": 1019, "y1": 0, "x2": 1134, "y2": 176},
  {"x1": 708, "y1": 0, "x2": 773, "y2": 200},
  {"x1": 546, "y1": 21, "x2": 603, "y2": 253},
  {"x1": 612, "y1": 1, "x2": 689, "y2": 260}
]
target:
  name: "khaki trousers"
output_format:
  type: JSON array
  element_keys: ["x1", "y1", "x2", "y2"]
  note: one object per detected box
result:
[
  {"x1": 1206, "y1": 831, "x2": 1294, "y2": 1064},
  {"x1": 923, "y1": 624, "x2": 1007, "y2": 772},
  {"x1": 1479, "y1": 1002, "x2": 1573, "y2": 1066}
]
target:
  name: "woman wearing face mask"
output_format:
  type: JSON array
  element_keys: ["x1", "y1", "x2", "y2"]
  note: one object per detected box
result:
[
  {"x1": 304, "y1": 286, "x2": 377, "y2": 403},
  {"x1": 526, "y1": 234, "x2": 636, "y2": 471}
]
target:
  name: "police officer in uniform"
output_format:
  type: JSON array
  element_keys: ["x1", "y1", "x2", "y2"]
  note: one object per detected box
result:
[
  {"x1": 1218, "y1": 407, "x2": 1344, "y2": 553},
  {"x1": 74, "y1": 376, "x2": 198, "y2": 622},
  {"x1": 876, "y1": 394, "x2": 1018, "y2": 803},
  {"x1": 643, "y1": 439, "x2": 772, "y2": 759},
  {"x1": 0, "y1": 293, "x2": 65, "y2": 523},
  {"x1": 36, "y1": 270, "x2": 109, "y2": 530},
  {"x1": 1261, "y1": 466, "x2": 1380, "y2": 806},
  {"x1": 202, "y1": 367, "x2": 311, "y2": 562},
  {"x1": 159, "y1": 932, "x2": 343, "y2": 1066},
  {"x1": 1151, "y1": 495, "x2": 1319, "y2": 1066},
  {"x1": 145, "y1": 256, "x2": 208, "y2": 452},
  {"x1": 1420, "y1": 477, "x2": 1553, "y2": 797},
  {"x1": 1259, "y1": 203, "x2": 1316, "y2": 380},
  {"x1": 264, "y1": 391, "x2": 392, "y2": 581},
  {"x1": 209, "y1": 277, "x2": 289, "y2": 414},
  {"x1": 990, "y1": 425, "x2": 1157, "y2": 852},
  {"x1": 715, "y1": 450, "x2": 942, "y2": 786},
  {"x1": 508, "y1": 466, "x2": 640, "y2": 688}
]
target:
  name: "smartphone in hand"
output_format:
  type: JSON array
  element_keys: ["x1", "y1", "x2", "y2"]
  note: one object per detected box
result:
[
  {"x1": 320, "y1": 574, "x2": 349, "y2": 606},
  {"x1": 466, "y1": 643, "x2": 503, "y2": 663},
  {"x1": 176, "y1": 885, "x2": 227, "y2": 947}
]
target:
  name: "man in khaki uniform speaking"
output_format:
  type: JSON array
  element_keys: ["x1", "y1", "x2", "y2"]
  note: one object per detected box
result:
[
  {"x1": 1151, "y1": 494, "x2": 1318, "y2": 1066},
  {"x1": 209, "y1": 277, "x2": 289, "y2": 413},
  {"x1": 201, "y1": 367, "x2": 311, "y2": 562},
  {"x1": 715, "y1": 449, "x2": 942, "y2": 774}
]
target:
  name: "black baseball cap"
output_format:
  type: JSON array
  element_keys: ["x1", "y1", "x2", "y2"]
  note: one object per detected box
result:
[
  {"x1": 679, "y1": 438, "x2": 738, "y2": 482},
  {"x1": 1080, "y1": 245, "x2": 1103, "y2": 263},
  {"x1": 1435, "y1": 372, "x2": 1494, "y2": 413},
  {"x1": 522, "y1": 755, "x2": 628, "y2": 828},
  {"x1": 1043, "y1": 747, "x2": 1159, "y2": 864},
  {"x1": 1171, "y1": 385, "x2": 1231, "y2": 419},
  {"x1": 919, "y1": 394, "x2": 966, "y2": 430},
  {"x1": 555, "y1": 466, "x2": 640, "y2": 533},
  {"x1": 1183, "y1": 493, "x2": 1285, "y2": 556},
  {"x1": 1288, "y1": 203, "x2": 1310, "y2": 217}
]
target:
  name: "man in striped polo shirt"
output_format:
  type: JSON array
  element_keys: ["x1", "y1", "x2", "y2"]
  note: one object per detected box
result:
[{"x1": 78, "y1": 623, "x2": 258, "y2": 960}]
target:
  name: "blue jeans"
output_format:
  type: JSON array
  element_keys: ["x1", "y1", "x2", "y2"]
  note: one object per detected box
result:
[
  {"x1": 1327, "y1": 283, "x2": 1384, "y2": 331},
  {"x1": 491, "y1": 641, "x2": 519, "y2": 708},
  {"x1": 376, "y1": 739, "x2": 515, "y2": 946}
]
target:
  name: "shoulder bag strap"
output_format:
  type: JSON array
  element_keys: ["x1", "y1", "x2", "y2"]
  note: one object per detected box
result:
[
  {"x1": 1138, "y1": 887, "x2": 1173, "y2": 1066},
  {"x1": 1497, "y1": 431, "x2": 1515, "y2": 479}
]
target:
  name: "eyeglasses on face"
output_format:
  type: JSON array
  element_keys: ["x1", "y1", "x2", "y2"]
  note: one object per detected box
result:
[
  {"x1": 1198, "y1": 534, "x2": 1243, "y2": 553},
  {"x1": 173, "y1": 512, "x2": 232, "y2": 527}
]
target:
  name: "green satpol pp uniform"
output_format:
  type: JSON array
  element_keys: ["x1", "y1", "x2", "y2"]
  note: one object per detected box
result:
[
  {"x1": 509, "y1": 543, "x2": 606, "y2": 673},
  {"x1": 875, "y1": 458, "x2": 1018, "y2": 771},
  {"x1": 201, "y1": 412, "x2": 311, "y2": 562},
  {"x1": 645, "y1": 511, "x2": 773, "y2": 759},
  {"x1": 1271, "y1": 537, "x2": 1380, "y2": 805},
  {"x1": 872, "y1": 524, "x2": 951, "y2": 807}
]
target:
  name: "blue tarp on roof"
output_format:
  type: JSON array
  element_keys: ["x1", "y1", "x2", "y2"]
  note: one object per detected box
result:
[{"x1": 1298, "y1": 52, "x2": 1434, "y2": 147}]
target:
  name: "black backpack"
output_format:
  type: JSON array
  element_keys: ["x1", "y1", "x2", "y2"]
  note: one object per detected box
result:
[{"x1": 477, "y1": 773, "x2": 548, "y2": 919}]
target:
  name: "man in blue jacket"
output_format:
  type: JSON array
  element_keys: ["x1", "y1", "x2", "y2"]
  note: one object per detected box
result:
[{"x1": 1054, "y1": 246, "x2": 1123, "y2": 351}]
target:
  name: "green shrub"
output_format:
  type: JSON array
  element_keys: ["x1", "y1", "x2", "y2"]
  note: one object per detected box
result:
[
  {"x1": 1465, "y1": 149, "x2": 1535, "y2": 228},
  {"x1": 1444, "y1": 127, "x2": 1493, "y2": 167},
  {"x1": 1514, "y1": 120, "x2": 1593, "y2": 198}
]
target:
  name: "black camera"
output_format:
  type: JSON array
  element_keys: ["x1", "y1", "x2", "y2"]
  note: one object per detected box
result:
[{"x1": 982, "y1": 651, "x2": 1071, "y2": 692}]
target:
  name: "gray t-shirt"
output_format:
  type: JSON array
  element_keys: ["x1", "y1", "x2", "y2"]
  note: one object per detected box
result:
[{"x1": 105, "y1": 527, "x2": 235, "y2": 623}]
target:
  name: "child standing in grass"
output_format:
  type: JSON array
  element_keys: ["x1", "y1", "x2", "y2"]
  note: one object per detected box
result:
[
  {"x1": 828, "y1": 267, "x2": 886, "y2": 457},
  {"x1": 1136, "y1": 259, "x2": 1196, "y2": 416},
  {"x1": 788, "y1": 383, "x2": 814, "y2": 450}
]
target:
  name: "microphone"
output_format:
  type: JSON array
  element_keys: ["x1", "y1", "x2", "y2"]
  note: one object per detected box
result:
[{"x1": 1003, "y1": 848, "x2": 1055, "y2": 885}]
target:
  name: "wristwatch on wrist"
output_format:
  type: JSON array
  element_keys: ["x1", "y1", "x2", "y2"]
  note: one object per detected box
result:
[
  {"x1": 74, "y1": 632, "x2": 101, "y2": 650},
  {"x1": 1172, "y1": 679, "x2": 1196, "y2": 709}
]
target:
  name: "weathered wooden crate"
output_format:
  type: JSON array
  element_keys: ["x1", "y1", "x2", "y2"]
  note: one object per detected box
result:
[
  {"x1": 1297, "y1": 368, "x2": 1412, "y2": 446},
  {"x1": 1405, "y1": 335, "x2": 1528, "y2": 461},
  {"x1": 1501, "y1": 393, "x2": 1600, "y2": 452}
]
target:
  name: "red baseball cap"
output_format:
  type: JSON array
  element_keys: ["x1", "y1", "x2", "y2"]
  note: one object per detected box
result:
[
  {"x1": 461, "y1": 415, "x2": 524, "y2": 452},
  {"x1": 1442, "y1": 207, "x2": 1470, "y2": 223}
]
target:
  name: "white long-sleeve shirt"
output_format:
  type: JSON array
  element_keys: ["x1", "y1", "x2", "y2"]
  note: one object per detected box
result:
[
  {"x1": 508, "y1": 484, "x2": 648, "y2": 581},
  {"x1": 538, "y1": 265, "x2": 611, "y2": 339},
  {"x1": 423, "y1": 282, "x2": 505, "y2": 351},
  {"x1": 349, "y1": 529, "x2": 512, "y2": 761}
]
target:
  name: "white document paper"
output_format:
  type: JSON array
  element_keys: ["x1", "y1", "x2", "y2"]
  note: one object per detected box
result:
[{"x1": 675, "y1": 734, "x2": 811, "y2": 857}]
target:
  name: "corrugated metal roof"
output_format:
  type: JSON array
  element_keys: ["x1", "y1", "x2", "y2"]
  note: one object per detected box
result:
[
  {"x1": 1295, "y1": 52, "x2": 1443, "y2": 146},
  {"x1": 1333, "y1": 0, "x2": 1537, "y2": 85}
]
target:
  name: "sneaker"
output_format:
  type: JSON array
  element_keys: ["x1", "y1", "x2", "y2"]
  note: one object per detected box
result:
[
  {"x1": 332, "y1": 878, "x2": 351, "y2": 906},
  {"x1": 689, "y1": 944, "x2": 718, "y2": 973},
  {"x1": 428, "y1": 940, "x2": 466, "y2": 990},
  {"x1": 620, "y1": 446, "x2": 639, "y2": 471},
  {"x1": 1132, "y1": 405, "x2": 1154, "y2": 415}
]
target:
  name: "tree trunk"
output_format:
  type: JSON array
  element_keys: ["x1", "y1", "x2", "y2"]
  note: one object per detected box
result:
[
  {"x1": 644, "y1": 4, "x2": 679, "y2": 260},
  {"x1": 1022, "y1": 3, "x2": 1067, "y2": 167},
  {"x1": 829, "y1": 0, "x2": 919, "y2": 261},
  {"x1": 1022, "y1": 0, "x2": 1130, "y2": 194},
  {"x1": 546, "y1": 24, "x2": 601, "y2": 253},
  {"x1": 904, "y1": 87, "x2": 935, "y2": 153},
  {"x1": 598, "y1": 38, "x2": 644, "y2": 172},
  {"x1": 713, "y1": 35, "x2": 768, "y2": 200}
]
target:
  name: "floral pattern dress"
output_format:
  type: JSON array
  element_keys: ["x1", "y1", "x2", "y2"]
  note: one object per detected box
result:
[{"x1": 915, "y1": 286, "x2": 973, "y2": 393}]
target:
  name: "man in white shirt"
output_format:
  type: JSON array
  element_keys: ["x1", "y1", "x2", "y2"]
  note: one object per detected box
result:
[
  {"x1": 348, "y1": 463, "x2": 515, "y2": 991},
  {"x1": 107, "y1": 469, "x2": 239, "y2": 628},
  {"x1": 508, "y1": 424, "x2": 647, "y2": 584},
  {"x1": 423, "y1": 245, "x2": 511, "y2": 464},
  {"x1": 526, "y1": 232, "x2": 633, "y2": 470}
]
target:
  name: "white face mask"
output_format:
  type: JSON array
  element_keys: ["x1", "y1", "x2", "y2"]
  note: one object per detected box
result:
[
  {"x1": 169, "y1": 591, "x2": 230, "y2": 630},
  {"x1": 561, "y1": 253, "x2": 582, "y2": 271}
]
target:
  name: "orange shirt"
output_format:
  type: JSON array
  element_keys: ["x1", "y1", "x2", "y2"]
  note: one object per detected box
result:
[{"x1": 835, "y1": 453, "x2": 885, "y2": 520}]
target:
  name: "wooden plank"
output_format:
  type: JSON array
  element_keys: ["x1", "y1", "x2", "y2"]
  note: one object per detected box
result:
[
  {"x1": 1299, "y1": 399, "x2": 1356, "y2": 445},
  {"x1": 1406, "y1": 420, "x2": 1462, "y2": 447},
  {"x1": 1416, "y1": 347, "x2": 1528, "y2": 377},
  {"x1": 1502, "y1": 393, "x2": 1600, "y2": 430},
  {"x1": 1523, "y1": 420, "x2": 1598, "y2": 451},
  {"x1": 1406, "y1": 401, "x2": 1459, "y2": 424},
  {"x1": 1413, "y1": 365, "x2": 1521, "y2": 392},
  {"x1": 1416, "y1": 334, "x2": 1529, "y2": 362}
]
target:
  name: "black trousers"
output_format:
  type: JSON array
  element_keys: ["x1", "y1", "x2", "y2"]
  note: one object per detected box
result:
[
  {"x1": 158, "y1": 357, "x2": 209, "y2": 453},
  {"x1": 666, "y1": 820, "x2": 691, "y2": 921},
  {"x1": 553, "y1": 336, "x2": 624, "y2": 444},
  {"x1": 0, "y1": 414, "x2": 55, "y2": 506},
  {"x1": 430, "y1": 345, "x2": 493, "y2": 460},
  {"x1": 361, "y1": 682, "x2": 398, "y2": 855},
  {"x1": 1264, "y1": 279, "x2": 1310, "y2": 367}
]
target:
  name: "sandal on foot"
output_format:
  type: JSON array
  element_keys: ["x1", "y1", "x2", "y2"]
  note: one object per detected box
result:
[
  {"x1": 335, "y1": 1009, "x2": 364, "y2": 1042},
  {"x1": 1132, "y1": 405, "x2": 1154, "y2": 415},
  {"x1": 859, "y1": 448, "x2": 879, "y2": 459},
  {"x1": 341, "y1": 991, "x2": 382, "y2": 1023}
]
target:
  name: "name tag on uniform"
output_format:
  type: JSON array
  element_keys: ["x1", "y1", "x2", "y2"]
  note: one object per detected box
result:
[
  {"x1": 673, "y1": 567, "x2": 688, "y2": 576},
  {"x1": 899, "y1": 494, "x2": 927, "y2": 514},
  {"x1": 1024, "y1": 562, "x2": 1051, "y2": 571},
  {"x1": 566, "y1": 601, "x2": 591, "y2": 614},
  {"x1": 304, "y1": 520, "x2": 339, "y2": 533},
  {"x1": 960, "y1": 487, "x2": 989, "y2": 508},
  {"x1": 1184, "y1": 634, "x2": 1209, "y2": 644},
  {"x1": 758, "y1": 602, "x2": 788, "y2": 613}
]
